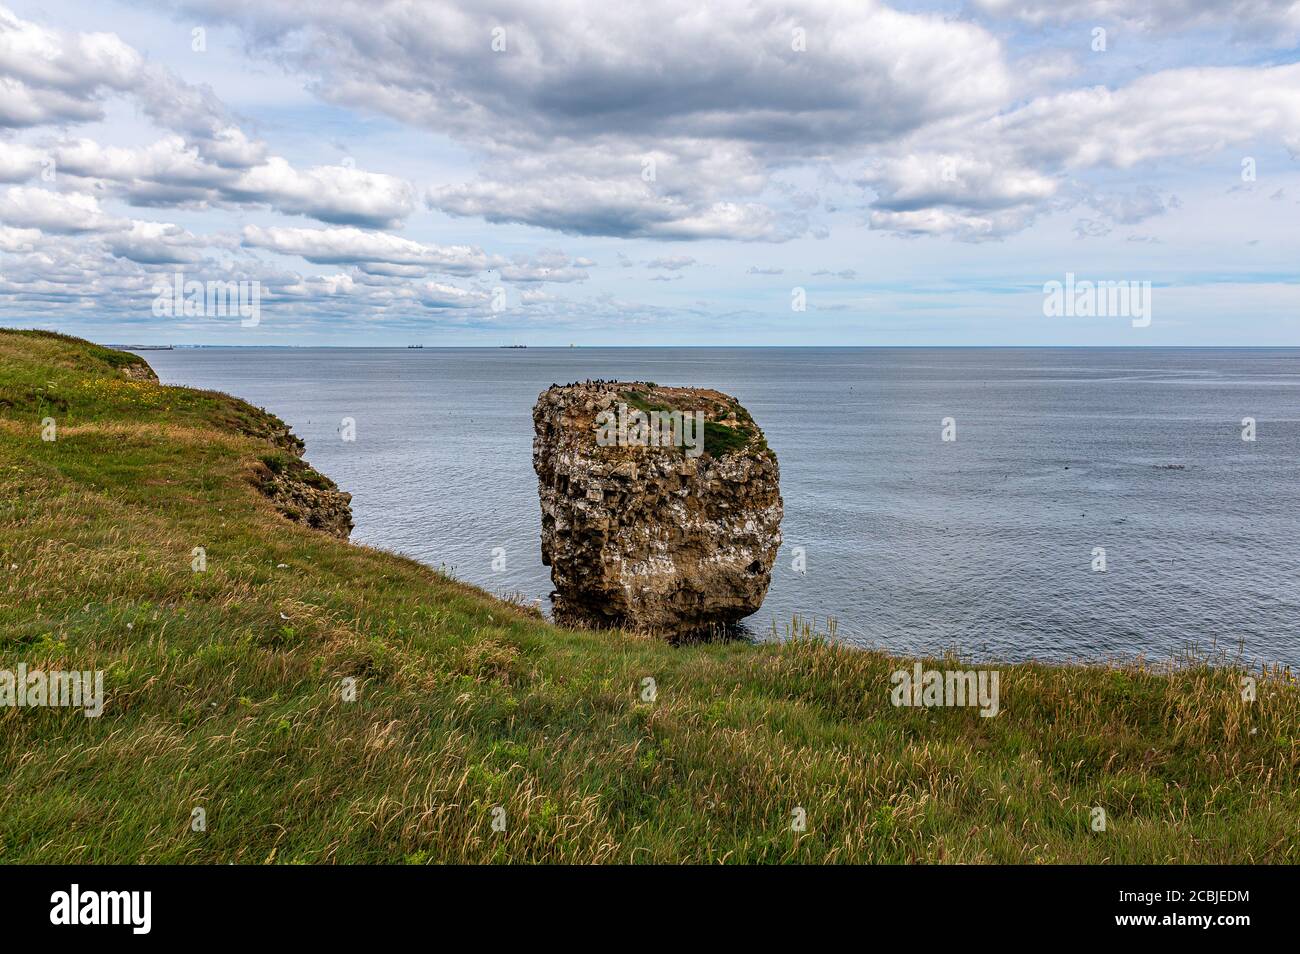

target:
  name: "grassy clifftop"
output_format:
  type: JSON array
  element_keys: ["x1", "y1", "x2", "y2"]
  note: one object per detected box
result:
[{"x1": 0, "y1": 329, "x2": 1296, "y2": 863}]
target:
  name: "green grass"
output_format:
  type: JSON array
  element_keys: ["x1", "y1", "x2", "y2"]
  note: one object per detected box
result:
[
  {"x1": 620, "y1": 387, "x2": 763, "y2": 457},
  {"x1": 0, "y1": 329, "x2": 1296, "y2": 863}
]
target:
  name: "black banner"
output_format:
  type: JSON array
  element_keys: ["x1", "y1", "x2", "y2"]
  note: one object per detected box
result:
[{"x1": 0, "y1": 864, "x2": 1280, "y2": 940}]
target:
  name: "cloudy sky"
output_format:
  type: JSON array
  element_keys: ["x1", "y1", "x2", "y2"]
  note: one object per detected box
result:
[{"x1": 1, "y1": 0, "x2": 1298, "y2": 345}]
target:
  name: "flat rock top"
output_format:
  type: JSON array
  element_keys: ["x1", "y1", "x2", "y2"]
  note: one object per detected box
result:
[{"x1": 538, "y1": 380, "x2": 769, "y2": 460}]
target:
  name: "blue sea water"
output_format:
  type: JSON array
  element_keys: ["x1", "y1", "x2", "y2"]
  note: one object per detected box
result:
[{"x1": 139, "y1": 347, "x2": 1300, "y2": 667}]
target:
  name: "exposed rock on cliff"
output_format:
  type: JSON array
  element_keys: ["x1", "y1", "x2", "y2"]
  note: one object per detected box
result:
[
  {"x1": 533, "y1": 381, "x2": 782, "y2": 637},
  {"x1": 198, "y1": 389, "x2": 355, "y2": 539},
  {"x1": 252, "y1": 451, "x2": 353, "y2": 539},
  {"x1": 120, "y1": 361, "x2": 157, "y2": 382},
  {"x1": 112, "y1": 344, "x2": 352, "y2": 540}
]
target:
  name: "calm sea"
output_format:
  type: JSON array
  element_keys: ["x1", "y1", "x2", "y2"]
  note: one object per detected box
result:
[{"x1": 138, "y1": 347, "x2": 1300, "y2": 667}]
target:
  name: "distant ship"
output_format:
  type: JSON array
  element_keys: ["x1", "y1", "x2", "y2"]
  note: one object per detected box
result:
[
  {"x1": 500, "y1": 344, "x2": 527, "y2": 349},
  {"x1": 407, "y1": 344, "x2": 424, "y2": 349}
]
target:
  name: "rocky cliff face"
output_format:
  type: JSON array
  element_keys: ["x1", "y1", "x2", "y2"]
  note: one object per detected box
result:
[
  {"x1": 533, "y1": 381, "x2": 782, "y2": 637},
  {"x1": 125, "y1": 351, "x2": 353, "y2": 539},
  {"x1": 253, "y1": 458, "x2": 353, "y2": 539},
  {"x1": 120, "y1": 361, "x2": 158, "y2": 382},
  {"x1": 244, "y1": 409, "x2": 353, "y2": 539}
]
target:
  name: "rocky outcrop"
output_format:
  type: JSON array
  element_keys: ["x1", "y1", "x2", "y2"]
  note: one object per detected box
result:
[
  {"x1": 533, "y1": 381, "x2": 781, "y2": 638},
  {"x1": 254, "y1": 457, "x2": 353, "y2": 539},
  {"x1": 241, "y1": 406, "x2": 353, "y2": 539},
  {"x1": 120, "y1": 360, "x2": 158, "y2": 382}
]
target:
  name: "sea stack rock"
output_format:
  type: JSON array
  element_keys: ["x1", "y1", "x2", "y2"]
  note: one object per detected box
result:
[{"x1": 533, "y1": 381, "x2": 782, "y2": 637}]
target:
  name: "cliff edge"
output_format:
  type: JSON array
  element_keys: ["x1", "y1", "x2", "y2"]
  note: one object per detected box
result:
[{"x1": 2, "y1": 329, "x2": 351, "y2": 538}]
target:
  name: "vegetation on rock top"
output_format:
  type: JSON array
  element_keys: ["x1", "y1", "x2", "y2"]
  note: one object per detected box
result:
[{"x1": 618, "y1": 385, "x2": 766, "y2": 458}]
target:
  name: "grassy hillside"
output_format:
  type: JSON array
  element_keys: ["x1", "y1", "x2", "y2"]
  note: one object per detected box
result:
[{"x1": 0, "y1": 329, "x2": 1296, "y2": 863}]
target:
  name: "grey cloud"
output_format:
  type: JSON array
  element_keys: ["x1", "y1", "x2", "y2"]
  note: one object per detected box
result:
[
  {"x1": 0, "y1": 4, "x2": 257, "y2": 172},
  {"x1": 104, "y1": 220, "x2": 211, "y2": 264},
  {"x1": 51, "y1": 139, "x2": 415, "y2": 229},
  {"x1": 181, "y1": 0, "x2": 1009, "y2": 149},
  {"x1": 241, "y1": 225, "x2": 496, "y2": 274},
  {"x1": 0, "y1": 6, "x2": 412, "y2": 229},
  {"x1": 1073, "y1": 218, "x2": 1112, "y2": 239},
  {"x1": 863, "y1": 62, "x2": 1300, "y2": 239},
  {"x1": 0, "y1": 142, "x2": 46, "y2": 182},
  {"x1": 431, "y1": 174, "x2": 785, "y2": 241},
  {"x1": 241, "y1": 225, "x2": 588, "y2": 284},
  {"x1": 0, "y1": 186, "x2": 121, "y2": 232},
  {"x1": 498, "y1": 262, "x2": 590, "y2": 284},
  {"x1": 645, "y1": 256, "x2": 695, "y2": 271},
  {"x1": 861, "y1": 156, "x2": 1057, "y2": 214},
  {"x1": 0, "y1": 224, "x2": 38, "y2": 251},
  {"x1": 1085, "y1": 186, "x2": 1171, "y2": 225},
  {"x1": 969, "y1": 0, "x2": 1300, "y2": 41},
  {"x1": 0, "y1": 6, "x2": 143, "y2": 127},
  {"x1": 173, "y1": 0, "x2": 1012, "y2": 240}
]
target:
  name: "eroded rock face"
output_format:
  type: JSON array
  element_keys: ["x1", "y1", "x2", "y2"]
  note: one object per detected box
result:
[
  {"x1": 246, "y1": 409, "x2": 353, "y2": 539},
  {"x1": 533, "y1": 381, "x2": 782, "y2": 637},
  {"x1": 120, "y1": 361, "x2": 158, "y2": 382},
  {"x1": 122, "y1": 352, "x2": 353, "y2": 540},
  {"x1": 256, "y1": 464, "x2": 353, "y2": 539}
]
